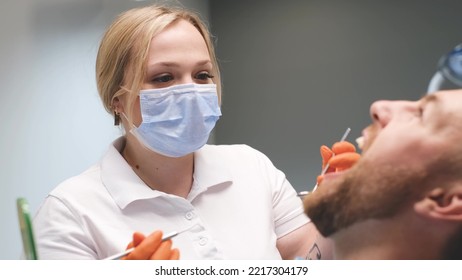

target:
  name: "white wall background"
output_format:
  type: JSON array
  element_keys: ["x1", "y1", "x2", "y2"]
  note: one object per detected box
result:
[{"x1": 0, "y1": 0, "x2": 209, "y2": 260}]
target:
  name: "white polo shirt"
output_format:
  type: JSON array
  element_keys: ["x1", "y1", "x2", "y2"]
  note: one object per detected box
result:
[{"x1": 34, "y1": 137, "x2": 309, "y2": 259}]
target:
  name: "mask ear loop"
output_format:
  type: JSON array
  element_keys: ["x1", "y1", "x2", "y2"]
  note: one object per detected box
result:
[{"x1": 119, "y1": 111, "x2": 138, "y2": 130}]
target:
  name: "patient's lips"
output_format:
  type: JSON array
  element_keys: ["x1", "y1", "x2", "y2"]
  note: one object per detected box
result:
[{"x1": 321, "y1": 169, "x2": 347, "y2": 184}]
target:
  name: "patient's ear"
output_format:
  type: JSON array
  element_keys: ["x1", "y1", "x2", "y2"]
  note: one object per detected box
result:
[{"x1": 414, "y1": 185, "x2": 462, "y2": 221}]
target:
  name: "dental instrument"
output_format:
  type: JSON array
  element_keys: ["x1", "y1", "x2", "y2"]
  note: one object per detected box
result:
[
  {"x1": 427, "y1": 44, "x2": 462, "y2": 94},
  {"x1": 297, "y1": 128, "x2": 351, "y2": 197},
  {"x1": 103, "y1": 226, "x2": 191, "y2": 260}
]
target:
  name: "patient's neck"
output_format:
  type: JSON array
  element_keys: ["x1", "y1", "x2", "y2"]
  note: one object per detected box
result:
[{"x1": 331, "y1": 217, "x2": 443, "y2": 260}]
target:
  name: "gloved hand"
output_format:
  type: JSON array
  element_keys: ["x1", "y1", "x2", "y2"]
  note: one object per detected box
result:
[
  {"x1": 122, "y1": 231, "x2": 180, "y2": 260},
  {"x1": 316, "y1": 141, "x2": 361, "y2": 185}
]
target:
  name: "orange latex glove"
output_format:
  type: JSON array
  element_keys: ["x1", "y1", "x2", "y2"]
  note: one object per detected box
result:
[
  {"x1": 316, "y1": 141, "x2": 361, "y2": 185},
  {"x1": 122, "y1": 231, "x2": 180, "y2": 260}
]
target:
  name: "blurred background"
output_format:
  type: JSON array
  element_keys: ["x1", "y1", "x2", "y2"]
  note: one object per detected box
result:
[{"x1": 1, "y1": 0, "x2": 461, "y2": 259}]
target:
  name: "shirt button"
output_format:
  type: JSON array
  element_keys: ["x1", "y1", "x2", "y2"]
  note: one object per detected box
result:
[
  {"x1": 199, "y1": 237, "x2": 208, "y2": 246},
  {"x1": 185, "y1": 211, "x2": 194, "y2": 220}
]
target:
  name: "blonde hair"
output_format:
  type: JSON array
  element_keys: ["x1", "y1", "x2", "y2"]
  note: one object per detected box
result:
[{"x1": 95, "y1": 5, "x2": 221, "y2": 124}]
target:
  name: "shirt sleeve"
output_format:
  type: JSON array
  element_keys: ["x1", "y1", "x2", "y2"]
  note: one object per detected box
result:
[
  {"x1": 254, "y1": 149, "x2": 310, "y2": 238},
  {"x1": 33, "y1": 195, "x2": 97, "y2": 260}
]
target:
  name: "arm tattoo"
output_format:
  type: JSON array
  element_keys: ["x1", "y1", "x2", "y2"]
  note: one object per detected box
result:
[{"x1": 306, "y1": 243, "x2": 321, "y2": 260}]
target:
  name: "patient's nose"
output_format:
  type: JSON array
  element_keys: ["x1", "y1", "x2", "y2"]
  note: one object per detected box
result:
[
  {"x1": 370, "y1": 100, "x2": 419, "y2": 128},
  {"x1": 370, "y1": 100, "x2": 393, "y2": 128}
]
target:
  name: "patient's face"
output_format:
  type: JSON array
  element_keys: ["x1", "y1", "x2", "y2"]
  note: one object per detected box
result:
[{"x1": 304, "y1": 90, "x2": 462, "y2": 237}]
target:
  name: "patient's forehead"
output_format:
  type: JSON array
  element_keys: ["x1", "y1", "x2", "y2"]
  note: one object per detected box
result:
[
  {"x1": 439, "y1": 91, "x2": 462, "y2": 113},
  {"x1": 424, "y1": 90, "x2": 462, "y2": 114},
  {"x1": 432, "y1": 90, "x2": 462, "y2": 132},
  {"x1": 432, "y1": 90, "x2": 462, "y2": 101}
]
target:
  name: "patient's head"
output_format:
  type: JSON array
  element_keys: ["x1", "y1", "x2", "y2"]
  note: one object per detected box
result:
[{"x1": 304, "y1": 90, "x2": 462, "y2": 259}]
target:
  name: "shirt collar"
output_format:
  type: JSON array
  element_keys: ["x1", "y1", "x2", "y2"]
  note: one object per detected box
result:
[
  {"x1": 100, "y1": 137, "x2": 161, "y2": 209},
  {"x1": 101, "y1": 137, "x2": 232, "y2": 209},
  {"x1": 189, "y1": 145, "x2": 233, "y2": 201}
]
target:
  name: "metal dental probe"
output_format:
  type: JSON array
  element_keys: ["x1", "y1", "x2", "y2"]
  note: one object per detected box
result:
[{"x1": 103, "y1": 226, "x2": 192, "y2": 260}]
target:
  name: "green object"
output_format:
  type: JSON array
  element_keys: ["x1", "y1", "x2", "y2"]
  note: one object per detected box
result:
[{"x1": 16, "y1": 198, "x2": 38, "y2": 260}]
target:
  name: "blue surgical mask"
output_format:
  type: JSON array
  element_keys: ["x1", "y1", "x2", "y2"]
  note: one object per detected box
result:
[{"x1": 127, "y1": 83, "x2": 221, "y2": 157}]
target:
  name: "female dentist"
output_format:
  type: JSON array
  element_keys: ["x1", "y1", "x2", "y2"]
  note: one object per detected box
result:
[{"x1": 33, "y1": 4, "x2": 359, "y2": 260}]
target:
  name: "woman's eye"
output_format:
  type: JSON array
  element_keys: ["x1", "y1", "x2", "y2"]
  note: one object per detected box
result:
[
  {"x1": 195, "y1": 72, "x2": 214, "y2": 81},
  {"x1": 153, "y1": 74, "x2": 173, "y2": 83}
]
